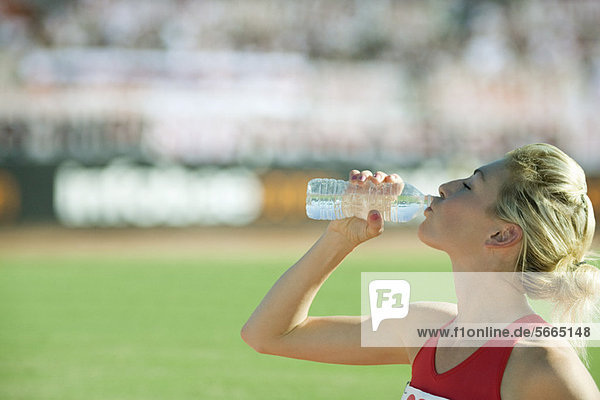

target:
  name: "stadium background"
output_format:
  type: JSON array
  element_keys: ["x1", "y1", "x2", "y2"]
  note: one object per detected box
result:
[{"x1": 1, "y1": 0, "x2": 600, "y2": 398}]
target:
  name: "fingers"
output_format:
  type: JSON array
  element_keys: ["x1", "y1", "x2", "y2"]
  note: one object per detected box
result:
[
  {"x1": 350, "y1": 170, "x2": 402, "y2": 185},
  {"x1": 349, "y1": 170, "x2": 382, "y2": 184},
  {"x1": 383, "y1": 173, "x2": 403, "y2": 184},
  {"x1": 386, "y1": 173, "x2": 405, "y2": 195},
  {"x1": 366, "y1": 210, "x2": 384, "y2": 238},
  {"x1": 350, "y1": 170, "x2": 372, "y2": 185},
  {"x1": 373, "y1": 171, "x2": 387, "y2": 183},
  {"x1": 359, "y1": 170, "x2": 373, "y2": 183}
]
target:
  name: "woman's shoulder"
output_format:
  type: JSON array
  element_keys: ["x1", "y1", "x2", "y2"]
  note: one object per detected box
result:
[{"x1": 503, "y1": 341, "x2": 599, "y2": 399}]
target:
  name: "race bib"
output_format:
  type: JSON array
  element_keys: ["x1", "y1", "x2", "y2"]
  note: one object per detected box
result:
[{"x1": 401, "y1": 382, "x2": 451, "y2": 400}]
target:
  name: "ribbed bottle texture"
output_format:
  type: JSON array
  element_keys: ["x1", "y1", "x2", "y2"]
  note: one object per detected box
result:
[{"x1": 306, "y1": 178, "x2": 432, "y2": 223}]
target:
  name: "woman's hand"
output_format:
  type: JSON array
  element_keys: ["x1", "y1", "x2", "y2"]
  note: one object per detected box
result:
[{"x1": 326, "y1": 170, "x2": 404, "y2": 248}]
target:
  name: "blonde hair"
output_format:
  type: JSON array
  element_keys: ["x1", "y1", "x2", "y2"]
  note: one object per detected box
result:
[{"x1": 494, "y1": 143, "x2": 599, "y2": 362}]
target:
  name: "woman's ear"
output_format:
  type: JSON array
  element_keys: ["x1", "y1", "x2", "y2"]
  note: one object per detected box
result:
[{"x1": 485, "y1": 224, "x2": 522, "y2": 248}]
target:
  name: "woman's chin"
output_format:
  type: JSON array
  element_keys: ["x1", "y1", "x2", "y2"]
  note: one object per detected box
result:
[
  {"x1": 417, "y1": 222, "x2": 429, "y2": 244},
  {"x1": 417, "y1": 223, "x2": 443, "y2": 250}
]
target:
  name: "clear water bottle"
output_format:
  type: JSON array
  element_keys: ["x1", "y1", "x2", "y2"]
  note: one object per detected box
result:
[{"x1": 306, "y1": 178, "x2": 432, "y2": 222}]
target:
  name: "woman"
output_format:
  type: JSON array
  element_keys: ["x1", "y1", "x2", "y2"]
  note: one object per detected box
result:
[{"x1": 241, "y1": 143, "x2": 600, "y2": 399}]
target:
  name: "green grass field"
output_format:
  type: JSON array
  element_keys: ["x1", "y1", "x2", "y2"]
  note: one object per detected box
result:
[{"x1": 0, "y1": 228, "x2": 599, "y2": 399}]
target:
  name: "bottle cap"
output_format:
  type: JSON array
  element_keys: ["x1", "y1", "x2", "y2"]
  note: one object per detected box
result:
[{"x1": 424, "y1": 195, "x2": 433, "y2": 207}]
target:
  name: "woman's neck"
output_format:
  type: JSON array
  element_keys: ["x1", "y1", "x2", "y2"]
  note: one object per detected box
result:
[{"x1": 450, "y1": 258, "x2": 535, "y2": 324}]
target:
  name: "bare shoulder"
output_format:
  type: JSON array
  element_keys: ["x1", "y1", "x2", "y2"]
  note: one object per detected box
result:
[{"x1": 503, "y1": 341, "x2": 600, "y2": 400}]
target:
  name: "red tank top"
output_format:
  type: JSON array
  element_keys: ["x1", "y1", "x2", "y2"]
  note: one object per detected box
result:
[{"x1": 406, "y1": 313, "x2": 548, "y2": 400}]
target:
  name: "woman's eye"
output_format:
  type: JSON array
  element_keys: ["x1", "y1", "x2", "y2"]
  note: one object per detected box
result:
[{"x1": 463, "y1": 182, "x2": 471, "y2": 190}]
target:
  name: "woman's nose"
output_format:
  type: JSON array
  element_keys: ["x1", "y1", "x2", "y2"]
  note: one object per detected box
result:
[
  {"x1": 438, "y1": 180, "x2": 460, "y2": 198},
  {"x1": 438, "y1": 183, "x2": 448, "y2": 199}
]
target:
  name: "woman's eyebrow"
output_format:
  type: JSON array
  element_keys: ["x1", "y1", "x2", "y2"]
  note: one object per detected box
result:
[{"x1": 473, "y1": 169, "x2": 485, "y2": 181}]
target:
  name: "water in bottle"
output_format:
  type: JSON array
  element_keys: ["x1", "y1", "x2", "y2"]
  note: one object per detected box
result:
[{"x1": 306, "y1": 178, "x2": 432, "y2": 223}]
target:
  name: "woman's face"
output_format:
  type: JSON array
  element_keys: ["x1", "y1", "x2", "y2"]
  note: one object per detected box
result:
[{"x1": 417, "y1": 159, "x2": 510, "y2": 257}]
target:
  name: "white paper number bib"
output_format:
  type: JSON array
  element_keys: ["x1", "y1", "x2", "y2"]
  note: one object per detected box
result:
[{"x1": 401, "y1": 382, "x2": 451, "y2": 400}]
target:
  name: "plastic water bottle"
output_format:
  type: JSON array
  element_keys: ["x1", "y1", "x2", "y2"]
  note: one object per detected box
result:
[{"x1": 306, "y1": 178, "x2": 432, "y2": 222}]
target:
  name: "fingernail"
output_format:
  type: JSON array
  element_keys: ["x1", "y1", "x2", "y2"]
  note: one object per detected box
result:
[
  {"x1": 370, "y1": 212, "x2": 380, "y2": 221},
  {"x1": 351, "y1": 175, "x2": 358, "y2": 180},
  {"x1": 359, "y1": 175, "x2": 366, "y2": 181}
]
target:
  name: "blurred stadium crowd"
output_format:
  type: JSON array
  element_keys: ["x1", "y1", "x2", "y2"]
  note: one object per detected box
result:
[{"x1": 0, "y1": 0, "x2": 599, "y2": 227}]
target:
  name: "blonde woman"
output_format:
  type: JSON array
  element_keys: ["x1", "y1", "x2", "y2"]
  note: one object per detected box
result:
[{"x1": 241, "y1": 143, "x2": 600, "y2": 399}]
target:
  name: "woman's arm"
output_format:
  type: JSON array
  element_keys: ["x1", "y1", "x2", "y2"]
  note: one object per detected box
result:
[
  {"x1": 241, "y1": 216, "x2": 412, "y2": 365},
  {"x1": 240, "y1": 171, "x2": 411, "y2": 365},
  {"x1": 240, "y1": 228, "x2": 357, "y2": 351}
]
